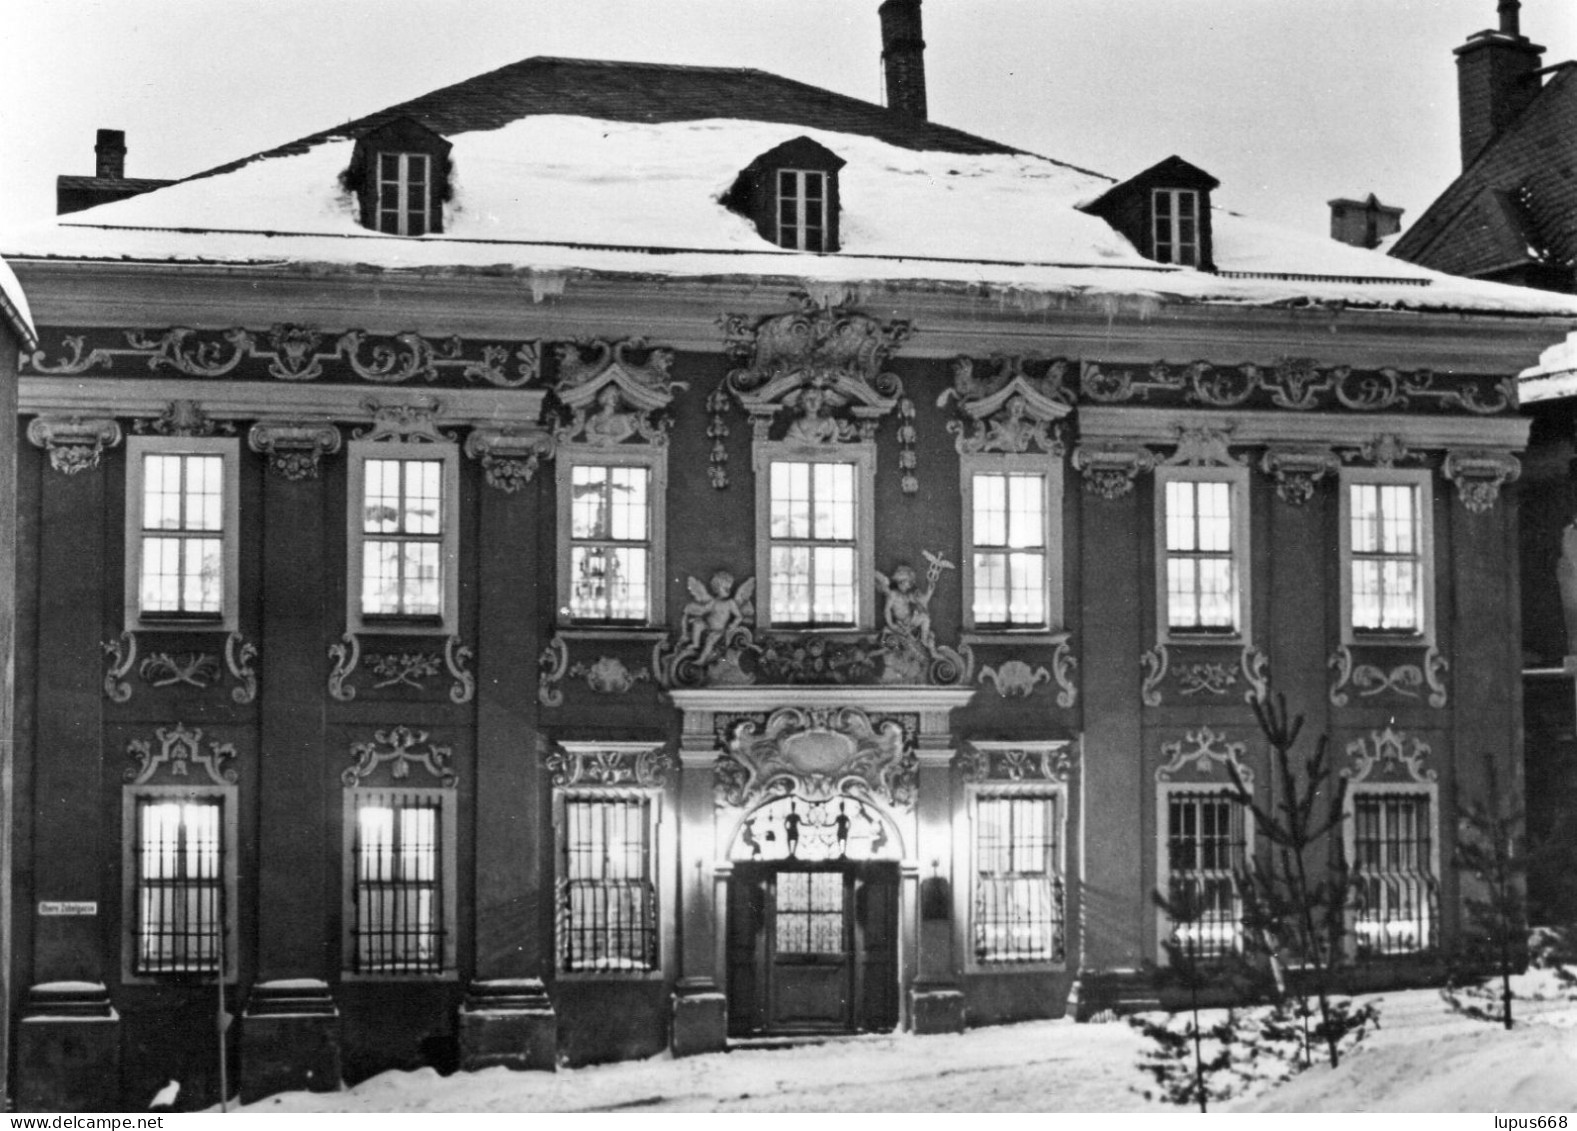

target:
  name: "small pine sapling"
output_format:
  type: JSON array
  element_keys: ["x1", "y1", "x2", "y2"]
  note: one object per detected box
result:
[{"x1": 1452, "y1": 750, "x2": 1533, "y2": 1029}]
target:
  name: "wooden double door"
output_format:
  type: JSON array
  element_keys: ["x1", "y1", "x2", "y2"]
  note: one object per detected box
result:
[{"x1": 726, "y1": 860, "x2": 899, "y2": 1036}]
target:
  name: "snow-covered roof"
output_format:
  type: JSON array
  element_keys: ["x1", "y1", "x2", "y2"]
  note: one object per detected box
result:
[
  {"x1": 5, "y1": 76, "x2": 1577, "y2": 320},
  {"x1": 1518, "y1": 329, "x2": 1577, "y2": 402},
  {"x1": 0, "y1": 254, "x2": 36, "y2": 347}
]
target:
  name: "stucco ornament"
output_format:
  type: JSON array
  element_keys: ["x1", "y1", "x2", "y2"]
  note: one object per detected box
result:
[
  {"x1": 1155, "y1": 727, "x2": 1254, "y2": 789},
  {"x1": 27, "y1": 416, "x2": 122, "y2": 475},
  {"x1": 1442, "y1": 449, "x2": 1521, "y2": 514},
  {"x1": 126, "y1": 723, "x2": 238, "y2": 785},
  {"x1": 654, "y1": 572, "x2": 758, "y2": 688},
  {"x1": 958, "y1": 741, "x2": 1073, "y2": 783},
  {"x1": 550, "y1": 337, "x2": 685, "y2": 447},
  {"x1": 876, "y1": 551, "x2": 974, "y2": 685},
  {"x1": 545, "y1": 742, "x2": 675, "y2": 788},
  {"x1": 939, "y1": 355, "x2": 1072, "y2": 455},
  {"x1": 248, "y1": 420, "x2": 343, "y2": 480},
  {"x1": 566, "y1": 655, "x2": 652, "y2": 694},
  {"x1": 715, "y1": 706, "x2": 915, "y2": 811},
  {"x1": 343, "y1": 725, "x2": 457, "y2": 788},
  {"x1": 1328, "y1": 643, "x2": 1447, "y2": 708},
  {"x1": 1343, "y1": 727, "x2": 1436, "y2": 785},
  {"x1": 978, "y1": 659, "x2": 1051, "y2": 698}
]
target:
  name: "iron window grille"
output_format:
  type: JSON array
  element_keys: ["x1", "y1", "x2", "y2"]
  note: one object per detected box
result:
[
  {"x1": 777, "y1": 169, "x2": 828, "y2": 251},
  {"x1": 349, "y1": 790, "x2": 446, "y2": 975},
  {"x1": 1152, "y1": 188, "x2": 1200, "y2": 266},
  {"x1": 970, "y1": 471, "x2": 1049, "y2": 628},
  {"x1": 1165, "y1": 790, "x2": 1247, "y2": 959},
  {"x1": 568, "y1": 463, "x2": 652, "y2": 623},
  {"x1": 132, "y1": 795, "x2": 227, "y2": 976},
  {"x1": 376, "y1": 152, "x2": 431, "y2": 236},
  {"x1": 1352, "y1": 792, "x2": 1437, "y2": 957},
  {"x1": 558, "y1": 795, "x2": 657, "y2": 974},
  {"x1": 973, "y1": 792, "x2": 1064, "y2": 964}
]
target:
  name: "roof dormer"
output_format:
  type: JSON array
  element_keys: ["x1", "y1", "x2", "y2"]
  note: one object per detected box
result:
[
  {"x1": 724, "y1": 136, "x2": 846, "y2": 253},
  {"x1": 345, "y1": 118, "x2": 452, "y2": 236},
  {"x1": 1083, "y1": 156, "x2": 1220, "y2": 270}
]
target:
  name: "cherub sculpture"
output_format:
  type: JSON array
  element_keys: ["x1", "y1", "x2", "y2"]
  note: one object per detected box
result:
[
  {"x1": 875, "y1": 563, "x2": 937, "y2": 651},
  {"x1": 679, "y1": 570, "x2": 756, "y2": 669}
]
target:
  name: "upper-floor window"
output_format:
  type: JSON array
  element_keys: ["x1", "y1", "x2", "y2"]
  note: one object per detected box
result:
[
  {"x1": 557, "y1": 449, "x2": 666, "y2": 627},
  {"x1": 724, "y1": 136, "x2": 845, "y2": 253},
  {"x1": 125, "y1": 436, "x2": 239, "y2": 632},
  {"x1": 1156, "y1": 467, "x2": 1249, "y2": 642},
  {"x1": 1340, "y1": 469, "x2": 1433, "y2": 643},
  {"x1": 123, "y1": 785, "x2": 237, "y2": 981},
  {"x1": 1152, "y1": 189, "x2": 1200, "y2": 266},
  {"x1": 347, "y1": 440, "x2": 459, "y2": 635},
  {"x1": 763, "y1": 456, "x2": 864, "y2": 628},
  {"x1": 962, "y1": 457, "x2": 1063, "y2": 632},
  {"x1": 777, "y1": 170, "x2": 828, "y2": 251},
  {"x1": 343, "y1": 786, "x2": 457, "y2": 977},
  {"x1": 376, "y1": 152, "x2": 431, "y2": 236},
  {"x1": 1349, "y1": 788, "x2": 1437, "y2": 957}
]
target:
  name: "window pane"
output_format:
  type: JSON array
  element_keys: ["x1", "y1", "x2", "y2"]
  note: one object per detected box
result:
[
  {"x1": 182, "y1": 538, "x2": 224, "y2": 614},
  {"x1": 771, "y1": 462, "x2": 811, "y2": 539},
  {"x1": 141, "y1": 538, "x2": 182, "y2": 612},
  {"x1": 1006, "y1": 474, "x2": 1044, "y2": 548},
  {"x1": 401, "y1": 543, "x2": 441, "y2": 615},
  {"x1": 812, "y1": 546, "x2": 856, "y2": 624},
  {"x1": 771, "y1": 546, "x2": 812, "y2": 624},
  {"x1": 1195, "y1": 482, "x2": 1231, "y2": 552},
  {"x1": 362, "y1": 539, "x2": 404, "y2": 615},
  {"x1": 403, "y1": 461, "x2": 442, "y2": 535},
  {"x1": 974, "y1": 552, "x2": 1009, "y2": 625},
  {"x1": 364, "y1": 460, "x2": 402, "y2": 533},
  {"x1": 608, "y1": 467, "x2": 650, "y2": 542},
  {"x1": 1165, "y1": 481, "x2": 1195, "y2": 552},
  {"x1": 813, "y1": 462, "x2": 856, "y2": 541},
  {"x1": 1008, "y1": 551, "x2": 1046, "y2": 625},
  {"x1": 572, "y1": 465, "x2": 610, "y2": 539},
  {"x1": 973, "y1": 475, "x2": 1007, "y2": 548}
]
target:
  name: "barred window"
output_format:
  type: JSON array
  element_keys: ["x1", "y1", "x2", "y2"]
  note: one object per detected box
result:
[
  {"x1": 1349, "y1": 482, "x2": 1424, "y2": 634},
  {"x1": 347, "y1": 790, "x2": 446, "y2": 975},
  {"x1": 1165, "y1": 791, "x2": 1246, "y2": 959},
  {"x1": 1352, "y1": 792, "x2": 1436, "y2": 956},
  {"x1": 559, "y1": 796, "x2": 657, "y2": 974},
  {"x1": 971, "y1": 471, "x2": 1048, "y2": 628},
  {"x1": 376, "y1": 152, "x2": 431, "y2": 236},
  {"x1": 129, "y1": 794, "x2": 231, "y2": 977},
  {"x1": 568, "y1": 464, "x2": 652, "y2": 623},
  {"x1": 1152, "y1": 188, "x2": 1200, "y2": 266},
  {"x1": 973, "y1": 793, "x2": 1064, "y2": 965},
  {"x1": 769, "y1": 460, "x2": 858, "y2": 627},
  {"x1": 777, "y1": 169, "x2": 828, "y2": 251},
  {"x1": 1162, "y1": 477, "x2": 1239, "y2": 635}
]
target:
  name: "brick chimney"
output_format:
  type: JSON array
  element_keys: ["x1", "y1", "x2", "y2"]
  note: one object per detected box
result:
[
  {"x1": 1454, "y1": 0, "x2": 1544, "y2": 167},
  {"x1": 94, "y1": 129, "x2": 127, "y2": 179},
  {"x1": 879, "y1": 0, "x2": 927, "y2": 120},
  {"x1": 1328, "y1": 194, "x2": 1405, "y2": 249}
]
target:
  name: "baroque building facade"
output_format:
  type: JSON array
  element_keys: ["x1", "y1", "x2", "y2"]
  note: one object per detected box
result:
[{"x1": 6, "y1": 3, "x2": 1577, "y2": 1110}]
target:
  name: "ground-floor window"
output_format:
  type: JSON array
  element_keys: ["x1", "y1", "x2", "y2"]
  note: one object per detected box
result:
[
  {"x1": 1351, "y1": 790, "x2": 1436, "y2": 956},
  {"x1": 971, "y1": 790, "x2": 1064, "y2": 965},
  {"x1": 130, "y1": 794, "x2": 228, "y2": 975},
  {"x1": 558, "y1": 793, "x2": 658, "y2": 973},
  {"x1": 1164, "y1": 790, "x2": 1246, "y2": 959},
  {"x1": 345, "y1": 788, "x2": 452, "y2": 975}
]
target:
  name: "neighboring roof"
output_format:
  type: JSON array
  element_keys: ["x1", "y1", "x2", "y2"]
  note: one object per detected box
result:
[
  {"x1": 0, "y1": 254, "x2": 37, "y2": 348},
  {"x1": 1519, "y1": 329, "x2": 1577, "y2": 402},
  {"x1": 1390, "y1": 63, "x2": 1577, "y2": 280},
  {"x1": 56, "y1": 176, "x2": 176, "y2": 195},
  {"x1": 5, "y1": 59, "x2": 1577, "y2": 320}
]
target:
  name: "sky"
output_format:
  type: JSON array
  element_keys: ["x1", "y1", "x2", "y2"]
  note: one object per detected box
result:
[{"x1": 3, "y1": 0, "x2": 1575, "y2": 239}]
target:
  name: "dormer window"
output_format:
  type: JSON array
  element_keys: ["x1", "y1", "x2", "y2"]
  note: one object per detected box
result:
[
  {"x1": 1082, "y1": 155, "x2": 1219, "y2": 271},
  {"x1": 347, "y1": 118, "x2": 451, "y2": 237},
  {"x1": 725, "y1": 137, "x2": 845, "y2": 253},
  {"x1": 377, "y1": 152, "x2": 431, "y2": 236},
  {"x1": 1152, "y1": 188, "x2": 1200, "y2": 266}
]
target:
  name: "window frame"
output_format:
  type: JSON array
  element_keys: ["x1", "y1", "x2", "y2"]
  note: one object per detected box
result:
[
  {"x1": 346, "y1": 439, "x2": 460, "y2": 636},
  {"x1": 1152, "y1": 188, "x2": 1201, "y2": 266},
  {"x1": 555, "y1": 446, "x2": 667, "y2": 628},
  {"x1": 753, "y1": 440, "x2": 876, "y2": 632},
  {"x1": 554, "y1": 785, "x2": 666, "y2": 981},
  {"x1": 121, "y1": 784, "x2": 239, "y2": 984},
  {"x1": 1338, "y1": 467, "x2": 1435, "y2": 647},
  {"x1": 1343, "y1": 782, "x2": 1439, "y2": 959},
  {"x1": 375, "y1": 151, "x2": 432, "y2": 237},
  {"x1": 124, "y1": 435, "x2": 241, "y2": 633},
  {"x1": 1156, "y1": 783, "x2": 1254, "y2": 964},
  {"x1": 341, "y1": 785, "x2": 459, "y2": 980},
  {"x1": 964, "y1": 782, "x2": 1068, "y2": 973},
  {"x1": 960, "y1": 454, "x2": 1064, "y2": 635},
  {"x1": 776, "y1": 168, "x2": 830, "y2": 252},
  {"x1": 1154, "y1": 465, "x2": 1251, "y2": 645}
]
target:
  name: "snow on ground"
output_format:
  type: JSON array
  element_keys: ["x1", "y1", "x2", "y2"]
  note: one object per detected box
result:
[{"x1": 234, "y1": 971, "x2": 1577, "y2": 1113}]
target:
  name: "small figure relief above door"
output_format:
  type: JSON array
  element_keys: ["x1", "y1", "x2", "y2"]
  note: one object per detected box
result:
[{"x1": 731, "y1": 795, "x2": 892, "y2": 862}]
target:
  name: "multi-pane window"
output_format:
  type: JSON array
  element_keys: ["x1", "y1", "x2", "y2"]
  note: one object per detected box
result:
[
  {"x1": 559, "y1": 796, "x2": 657, "y2": 974},
  {"x1": 1162, "y1": 477, "x2": 1240, "y2": 635},
  {"x1": 376, "y1": 152, "x2": 430, "y2": 236},
  {"x1": 769, "y1": 460, "x2": 858, "y2": 627},
  {"x1": 1352, "y1": 792, "x2": 1436, "y2": 957},
  {"x1": 777, "y1": 169, "x2": 828, "y2": 251},
  {"x1": 1349, "y1": 482, "x2": 1425, "y2": 635},
  {"x1": 568, "y1": 464, "x2": 652, "y2": 623},
  {"x1": 971, "y1": 472, "x2": 1048, "y2": 628},
  {"x1": 775, "y1": 871, "x2": 846, "y2": 954},
  {"x1": 139, "y1": 452, "x2": 224, "y2": 618},
  {"x1": 361, "y1": 457, "x2": 444, "y2": 619},
  {"x1": 348, "y1": 791, "x2": 444, "y2": 975},
  {"x1": 973, "y1": 793, "x2": 1064, "y2": 965},
  {"x1": 1165, "y1": 791, "x2": 1246, "y2": 959},
  {"x1": 131, "y1": 795, "x2": 226, "y2": 976},
  {"x1": 1152, "y1": 188, "x2": 1200, "y2": 266}
]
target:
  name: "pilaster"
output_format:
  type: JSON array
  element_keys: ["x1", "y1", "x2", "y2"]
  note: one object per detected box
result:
[
  {"x1": 670, "y1": 721, "x2": 727, "y2": 1057},
  {"x1": 909, "y1": 740, "x2": 964, "y2": 1034}
]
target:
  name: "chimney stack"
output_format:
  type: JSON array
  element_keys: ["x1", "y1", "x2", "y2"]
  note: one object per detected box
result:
[
  {"x1": 95, "y1": 129, "x2": 127, "y2": 180},
  {"x1": 1454, "y1": 2, "x2": 1543, "y2": 167},
  {"x1": 1328, "y1": 194, "x2": 1405, "y2": 249},
  {"x1": 879, "y1": 0, "x2": 928, "y2": 120}
]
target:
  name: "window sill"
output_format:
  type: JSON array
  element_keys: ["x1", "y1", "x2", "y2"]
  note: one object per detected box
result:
[
  {"x1": 133, "y1": 616, "x2": 231, "y2": 633},
  {"x1": 555, "y1": 626, "x2": 668, "y2": 643},
  {"x1": 340, "y1": 970, "x2": 459, "y2": 984},
  {"x1": 962, "y1": 630, "x2": 1069, "y2": 647},
  {"x1": 556, "y1": 969, "x2": 663, "y2": 983},
  {"x1": 1159, "y1": 633, "x2": 1245, "y2": 647},
  {"x1": 350, "y1": 617, "x2": 454, "y2": 638},
  {"x1": 964, "y1": 961, "x2": 1068, "y2": 976}
]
